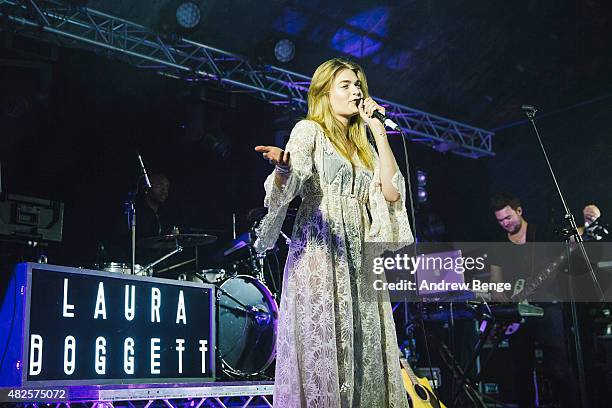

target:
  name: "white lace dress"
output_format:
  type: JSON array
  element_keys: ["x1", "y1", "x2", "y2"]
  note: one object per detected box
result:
[{"x1": 255, "y1": 120, "x2": 414, "y2": 408}]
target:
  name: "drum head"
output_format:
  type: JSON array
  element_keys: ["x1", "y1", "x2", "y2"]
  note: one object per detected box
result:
[{"x1": 218, "y1": 275, "x2": 278, "y2": 376}]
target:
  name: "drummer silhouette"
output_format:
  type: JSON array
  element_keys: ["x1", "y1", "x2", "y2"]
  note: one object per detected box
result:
[
  {"x1": 137, "y1": 173, "x2": 170, "y2": 239},
  {"x1": 101, "y1": 173, "x2": 177, "y2": 268}
]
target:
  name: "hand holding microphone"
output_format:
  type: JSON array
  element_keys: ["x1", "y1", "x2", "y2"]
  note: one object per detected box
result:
[{"x1": 358, "y1": 97, "x2": 401, "y2": 131}]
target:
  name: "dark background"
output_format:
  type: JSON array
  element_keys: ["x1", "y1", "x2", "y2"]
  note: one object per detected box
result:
[
  {"x1": 2, "y1": 1, "x2": 611, "y2": 266},
  {"x1": 1, "y1": 1, "x2": 612, "y2": 405},
  {"x1": 2, "y1": 43, "x2": 610, "y2": 264}
]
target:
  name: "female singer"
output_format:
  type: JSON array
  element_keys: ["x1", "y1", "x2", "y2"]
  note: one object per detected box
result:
[{"x1": 255, "y1": 58, "x2": 413, "y2": 407}]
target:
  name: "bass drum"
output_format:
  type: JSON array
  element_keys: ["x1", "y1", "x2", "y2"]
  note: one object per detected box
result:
[{"x1": 218, "y1": 275, "x2": 278, "y2": 377}]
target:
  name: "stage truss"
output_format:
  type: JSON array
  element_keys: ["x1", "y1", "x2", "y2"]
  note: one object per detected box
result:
[
  {"x1": 0, "y1": 0, "x2": 495, "y2": 158},
  {"x1": 12, "y1": 382, "x2": 274, "y2": 407}
]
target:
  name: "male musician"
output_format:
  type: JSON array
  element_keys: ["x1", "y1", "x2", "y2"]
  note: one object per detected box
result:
[
  {"x1": 491, "y1": 191, "x2": 600, "y2": 245},
  {"x1": 489, "y1": 191, "x2": 600, "y2": 292},
  {"x1": 103, "y1": 173, "x2": 175, "y2": 266},
  {"x1": 488, "y1": 191, "x2": 601, "y2": 407},
  {"x1": 137, "y1": 173, "x2": 171, "y2": 239}
]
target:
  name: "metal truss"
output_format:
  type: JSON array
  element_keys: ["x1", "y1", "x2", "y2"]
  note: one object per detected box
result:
[
  {"x1": 23, "y1": 396, "x2": 273, "y2": 407},
  {"x1": 0, "y1": 0, "x2": 494, "y2": 158},
  {"x1": 18, "y1": 382, "x2": 274, "y2": 408}
]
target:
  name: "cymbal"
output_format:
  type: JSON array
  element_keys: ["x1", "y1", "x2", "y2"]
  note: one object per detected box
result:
[{"x1": 138, "y1": 233, "x2": 217, "y2": 249}]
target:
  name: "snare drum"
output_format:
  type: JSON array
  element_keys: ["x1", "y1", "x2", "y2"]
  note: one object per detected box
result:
[{"x1": 101, "y1": 262, "x2": 148, "y2": 276}]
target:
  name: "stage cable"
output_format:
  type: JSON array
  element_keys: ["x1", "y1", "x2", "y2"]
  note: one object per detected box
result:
[{"x1": 399, "y1": 129, "x2": 439, "y2": 396}]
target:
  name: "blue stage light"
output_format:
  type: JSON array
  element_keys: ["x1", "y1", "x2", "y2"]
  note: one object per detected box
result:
[
  {"x1": 176, "y1": 2, "x2": 201, "y2": 29},
  {"x1": 274, "y1": 39, "x2": 295, "y2": 63}
]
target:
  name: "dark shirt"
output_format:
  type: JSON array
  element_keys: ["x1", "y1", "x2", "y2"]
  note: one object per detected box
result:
[
  {"x1": 489, "y1": 223, "x2": 564, "y2": 300},
  {"x1": 489, "y1": 224, "x2": 581, "y2": 406},
  {"x1": 134, "y1": 197, "x2": 167, "y2": 240},
  {"x1": 491, "y1": 222, "x2": 605, "y2": 301}
]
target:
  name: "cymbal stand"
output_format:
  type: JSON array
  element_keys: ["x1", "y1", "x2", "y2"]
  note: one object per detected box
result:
[
  {"x1": 142, "y1": 241, "x2": 183, "y2": 275},
  {"x1": 246, "y1": 224, "x2": 266, "y2": 282}
]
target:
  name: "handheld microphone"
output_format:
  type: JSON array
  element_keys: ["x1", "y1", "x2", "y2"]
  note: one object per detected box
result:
[
  {"x1": 371, "y1": 109, "x2": 401, "y2": 131},
  {"x1": 137, "y1": 153, "x2": 152, "y2": 189},
  {"x1": 360, "y1": 98, "x2": 401, "y2": 131}
]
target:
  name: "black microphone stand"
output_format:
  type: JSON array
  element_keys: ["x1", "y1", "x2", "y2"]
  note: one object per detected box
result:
[
  {"x1": 124, "y1": 191, "x2": 137, "y2": 275},
  {"x1": 522, "y1": 105, "x2": 603, "y2": 407}
]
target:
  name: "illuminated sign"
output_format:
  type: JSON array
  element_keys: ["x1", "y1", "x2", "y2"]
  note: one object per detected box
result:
[{"x1": 0, "y1": 263, "x2": 215, "y2": 386}]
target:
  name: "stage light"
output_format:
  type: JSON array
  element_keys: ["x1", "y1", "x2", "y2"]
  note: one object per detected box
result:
[
  {"x1": 416, "y1": 170, "x2": 428, "y2": 204},
  {"x1": 416, "y1": 170, "x2": 427, "y2": 186},
  {"x1": 417, "y1": 186, "x2": 428, "y2": 203},
  {"x1": 176, "y1": 2, "x2": 201, "y2": 29},
  {"x1": 274, "y1": 39, "x2": 295, "y2": 63}
]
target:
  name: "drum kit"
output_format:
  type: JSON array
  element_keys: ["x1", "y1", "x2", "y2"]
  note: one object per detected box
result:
[{"x1": 98, "y1": 208, "x2": 290, "y2": 380}]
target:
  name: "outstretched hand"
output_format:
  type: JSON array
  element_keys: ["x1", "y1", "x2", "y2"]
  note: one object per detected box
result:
[{"x1": 254, "y1": 145, "x2": 291, "y2": 168}]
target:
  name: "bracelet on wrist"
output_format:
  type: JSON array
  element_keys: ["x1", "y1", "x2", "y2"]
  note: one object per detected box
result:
[{"x1": 275, "y1": 164, "x2": 291, "y2": 175}]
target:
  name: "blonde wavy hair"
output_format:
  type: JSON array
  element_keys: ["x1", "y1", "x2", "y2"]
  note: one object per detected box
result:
[{"x1": 306, "y1": 58, "x2": 375, "y2": 170}]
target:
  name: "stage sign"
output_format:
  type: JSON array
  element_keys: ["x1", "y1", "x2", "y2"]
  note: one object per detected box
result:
[{"x1": 0, "y1": 263, "x2": 215, "y2": 386}]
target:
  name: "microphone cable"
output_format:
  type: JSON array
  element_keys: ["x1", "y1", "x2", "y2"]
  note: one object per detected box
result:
[{"x1": 397, "y1": 127, "x2": 440, "y2": 398}]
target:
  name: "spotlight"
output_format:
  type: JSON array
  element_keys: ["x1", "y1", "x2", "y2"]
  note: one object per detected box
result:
[
  {"x1": 417, "y1": 187, "x2": 428, "y2": 203},
  {"x1": 274, "y1": 39, "x2": 295, "y2": 63},
  {"x1": 176, "y1": 2, "x2": 201, "y2": 29},
  {"x1": 416, "y1": 170, "x2": 427, "y2": 186},
  {"x1": 416, "y1": 170, "x2": 428, "y2": 204}
]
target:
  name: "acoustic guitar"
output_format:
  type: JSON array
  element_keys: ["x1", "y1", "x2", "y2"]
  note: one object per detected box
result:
[{"x1": 400, "y1": 356, "x2": 446, "y2": 408}]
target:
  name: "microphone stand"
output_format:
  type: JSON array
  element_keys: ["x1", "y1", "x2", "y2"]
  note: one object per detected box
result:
[
  {"x1": 126, "y1": 153, "x2": 152, "y2": 276},
  {"x1": 522, "y1": 105, "x2": 602, "y2": 407},
  {"x1": 124, "y1": 191, "x2": 137, "y2": 275}
]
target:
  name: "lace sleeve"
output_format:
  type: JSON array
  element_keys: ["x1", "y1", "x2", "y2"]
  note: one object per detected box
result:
[
  {"x1": 254, "y1": 120, "x2": 317, "y2": 254},
  {"x1": 367, "y1": 153, "x2": 414, "y2": 245}
]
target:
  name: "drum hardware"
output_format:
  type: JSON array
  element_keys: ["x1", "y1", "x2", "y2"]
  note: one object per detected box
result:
[
  {"x1": 216, "y1": 275, "x2": 278, "y2": 378},
  {"x1": 100, "y1": 262, "x2": 148, "y2": 276},
  {"x1": 279, "y1": 230, "x2": 292, "y2": 245},
  {"x1": 141, "y1": 243, "x2": 183, "y2": 274},
  {"x1": 154, "y1": 258, "x2": 195, "y2": 274},
  {"x1": 214, "y1": 281, "x2": 271, "y2": 320},
  {"x1": 223, "y1": 231, "x2": 251, "y2": 257},
  {"x1": 232, "y1": 212, "x2": 237, "y2": 240},
  {"x1": 137, "y1": 229, "x2": 217, "y2": 275},
  {"x1": 137, "y1": 231, "x2": 218, "y2": 250},
  {"x1": 177, "y1": 268, "x2": 227, "y2": 284},
  {"x1": 246, "y1": 206, "x2": 298, "y2": 222}
]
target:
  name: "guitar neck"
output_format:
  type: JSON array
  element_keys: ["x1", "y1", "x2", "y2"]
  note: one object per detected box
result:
[
  {"x1": 513, "y1": 243, "x2": 577, "y2": 302},
  {"x1": 400, "y1": 357, "x2": 421, "y2": 384}
]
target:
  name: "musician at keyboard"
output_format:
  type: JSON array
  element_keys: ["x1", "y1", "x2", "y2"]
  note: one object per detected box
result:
[{"x1": 486, "y1": 191, "x2": 603, "y2": 407}]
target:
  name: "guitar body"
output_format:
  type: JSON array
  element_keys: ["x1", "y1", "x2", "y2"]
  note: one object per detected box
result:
[{"x1": 400, "y1": 358, "x2": 446, "y2": 408}]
